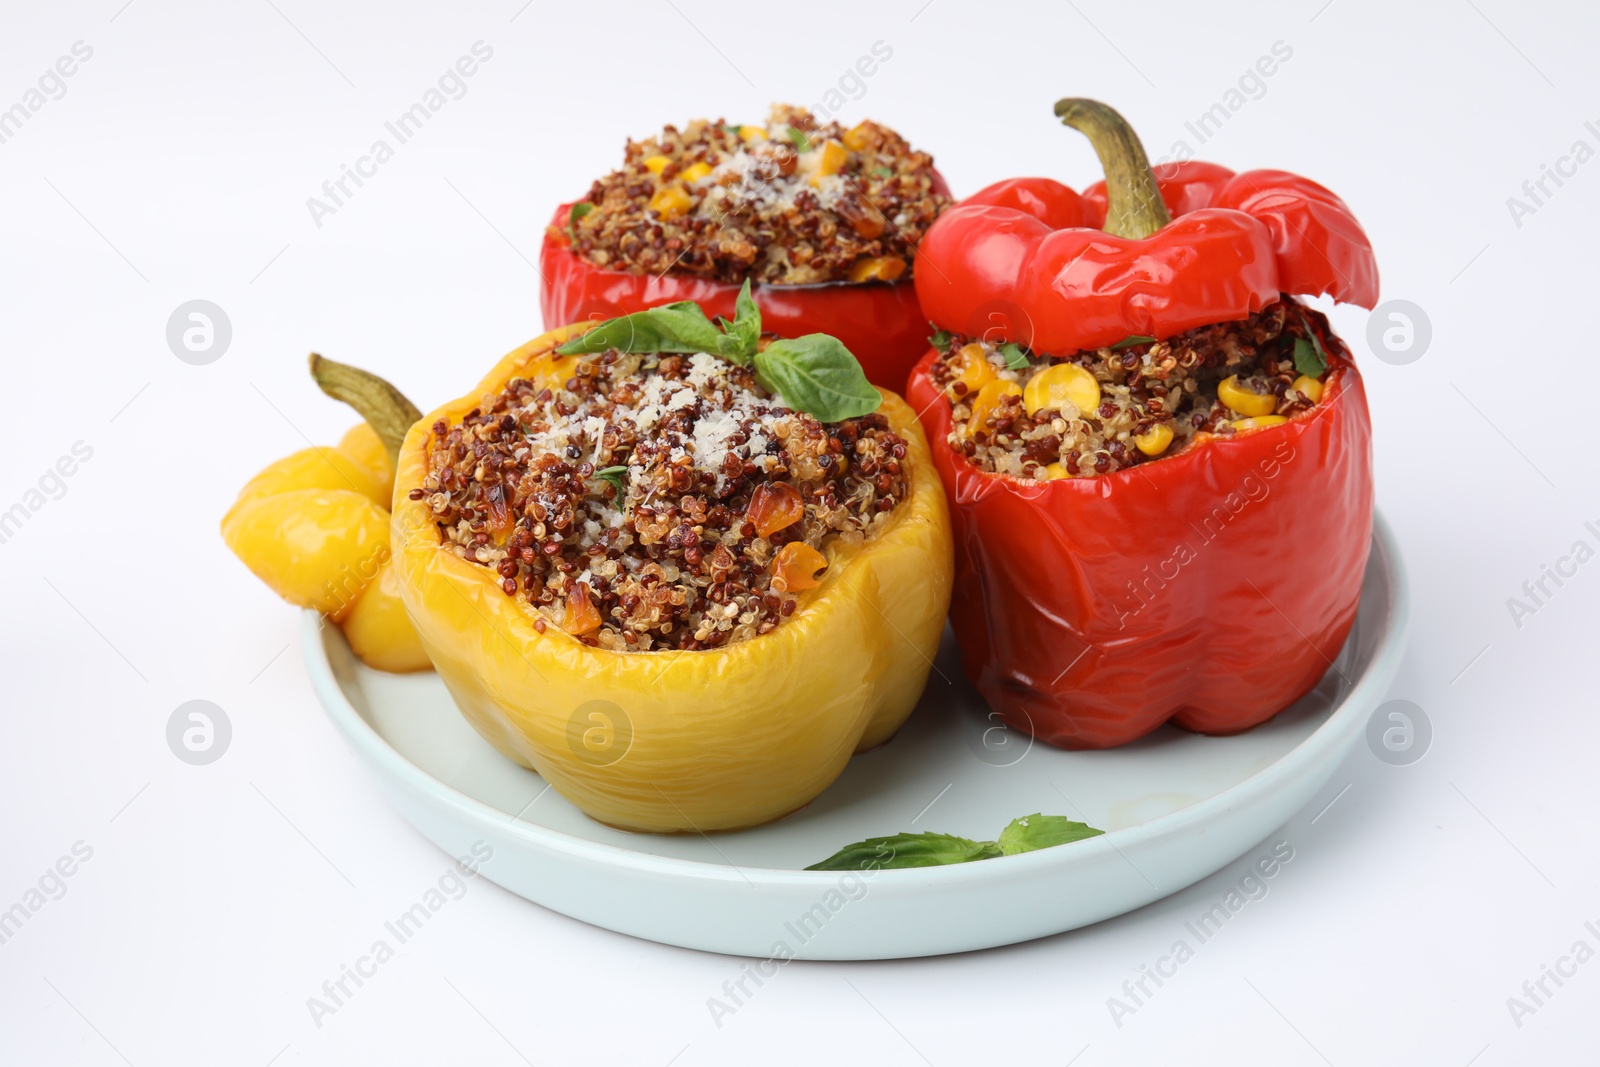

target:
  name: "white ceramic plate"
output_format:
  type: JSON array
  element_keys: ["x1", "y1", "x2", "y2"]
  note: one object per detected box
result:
[{"x1": 306, "y1": 514, "x2": 1408, "y2": 960}]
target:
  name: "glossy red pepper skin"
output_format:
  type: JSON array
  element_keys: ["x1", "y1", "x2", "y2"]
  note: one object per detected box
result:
[
  {"x1": 540, "y1": 200, "x2": 940, "y2": 391},
  {"x1": 905, "y1": 344, "x2": 1373, "y2": 748},
  {"x1": 915, "y1": 162, "x2": 1378, "y2": 354}
]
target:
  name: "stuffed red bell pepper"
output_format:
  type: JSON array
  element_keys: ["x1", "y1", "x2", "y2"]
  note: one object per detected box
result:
[
  {"x1": 906, "y1": 98, "x2": 1379, "y2": 749},
  {"x1": 541, "y1": 105, "x2": 951, "y2": 391}
]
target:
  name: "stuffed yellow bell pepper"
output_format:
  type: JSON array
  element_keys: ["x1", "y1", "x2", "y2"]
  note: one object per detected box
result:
[
  {"x1": 390, "y1": 288, "x2": 953, "y2": 832},
  {"x1": 221, "y1": 357, "x2": 430, "y2": 673}
]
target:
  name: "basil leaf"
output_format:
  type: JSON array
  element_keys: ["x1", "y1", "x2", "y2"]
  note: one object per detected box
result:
[
  {"x1": 998, "y1": 342, "x2": 1030, "y2": 372},
  {"x1": 566, "y1": 201, "x2": 594, "y2": 242},
  {"x1": 1292, "y1": 311, "x2": 1329, "y2": 378},
  {"x1": 557, "y1": 300, "x2": 728, "y2": 357},
  {"x1": 997, "y1": 814, "x2": 1105, "y2": 856},
  {"x1": 594, "y1": 465, "x2": 628, "y2": 495},
  {"x1": 1293, "y1": 337, "x2": 1327, "y2": 379},
  {"x1": 716, "y1": 279, "x2": 761, "y2": 362},
  {"x1": 871, "y1": 165, "x2": 894, "y2": 178},
  {"x1": 786, "y1": 126, "x2": 811, "y2": 153},
  {"x1": 806, "y1": 814, "x2": 1106, "y2": 871},
  {"x1": 755, "y1": 335, "x2": 881, "y2": 422},
  {"x1": 805, "y1": 833, "x2": 1003, "y2": 872},
  {"x1": 1110, "y1": 335, "x2": 1157, "y2": 350}
]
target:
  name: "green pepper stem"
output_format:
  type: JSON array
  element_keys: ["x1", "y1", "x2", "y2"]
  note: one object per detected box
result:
[
  {"x1": 308, "y1": 353, "x2": 422, "y2": 466},
  {"x1": 1053, "y1": 98, "x2": 1171, "y2": 240}
]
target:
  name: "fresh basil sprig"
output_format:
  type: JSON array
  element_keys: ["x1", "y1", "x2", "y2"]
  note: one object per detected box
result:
[
  {"x1": 804, "y1": 814, "x2": 1104, "y2": 871},
  {"x1": 556, "y1": 281, "x2": 881, "y2": 422}
]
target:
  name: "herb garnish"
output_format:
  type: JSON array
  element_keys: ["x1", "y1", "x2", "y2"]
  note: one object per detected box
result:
[
  {"x1": 594, "y1": 466, "x2": 629, "y2": 495},
  {"x1": 556, "y1": 280, "x2": 880, "y2": 423},
  {"x1": 804, "y1": 814, "x2": 1105, "y2": 871},
  {"x1": 998, "y1": 342, "x2": 1031, "y2": 372},
  {"x1": 566, "y1": 201, "x2": 593, "y2": 240},
  {"x1": 1292, "y1": 312, "x2": 1329, "y2": 378}
]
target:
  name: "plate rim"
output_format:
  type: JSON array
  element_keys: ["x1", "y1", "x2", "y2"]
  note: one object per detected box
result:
[{"x1": 305, "y1": 511, "x2": 1409, "y2": 887}]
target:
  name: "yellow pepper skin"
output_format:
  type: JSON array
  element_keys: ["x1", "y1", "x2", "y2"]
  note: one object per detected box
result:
[
  {"x1": 222, "y1": 428, "x2": 430, "y2": 672},
  {"x1": 340, "y1": 557, "x2": 430, "y2": 672},
  {"x1": 338, "y1": 422, "x2": 395, "y2": 505},
  {"x1": 391, "y1": 325, "x2": 955, "y2": 832}
]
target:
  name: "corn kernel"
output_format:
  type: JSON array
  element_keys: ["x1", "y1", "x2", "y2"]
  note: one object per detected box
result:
[
  {"x1": 1217, "y1": 375, "x2": 1277, "y2": 418},
  {"x1": 842, "y1": 122, "x2": 874, "y2": 152},
  {"x1": 648, "y1": 183, "x2": 694, "y2": 219},
  {"x1": 947, "y1": 343, "x2": 997, "y2": 399},
  {"x1": 1133, "y1": 422, "x2": 1175, "y2": 456},
  {"x1": 1230, "y1": 415, "x2": 1289, "y2": 432},
  {"x1": 738, "y1": 125, "x2": 767, "y2": 143},
  {"x1": 1023, "y1": 363, "x2": 1100, "y2": 417},
  {"x1": 1044, "y1": 462, "x2": 1073, "y2": 480},
  {"x1": 679, "y1": 161, "x2": 713, "y2": 184},
  {"x1": 846, "y1": 255, "x2": 906, "y2": 283},
  {"x1": 642, "y1": 154, "x2": 671, "y2": 177},
  {"x1": 1292, "y1": 374, "x2": 1324, "y2": 403},
  {"x1": 967, "y1": 379, "x2": 1023, "y2": 435}
]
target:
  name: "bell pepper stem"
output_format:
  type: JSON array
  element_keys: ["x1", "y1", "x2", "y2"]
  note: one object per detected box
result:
[
  {"x1": 1053, "y1": 98, "x2": 1171, "y2": 240},
  {"x1": 308, "y1": 353, "x2": 422, "y2": 466}
]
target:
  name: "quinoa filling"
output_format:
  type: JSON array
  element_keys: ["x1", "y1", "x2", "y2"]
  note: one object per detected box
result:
[
  {"x1": 559, "y1": 104, "x2": 950, "y2": 286},
  {"x1": 412, "y1": 350, "x2": 910, "y2": 651},
  {"x1": 929, "y1": 299, "x2": 1342, "y2": 479}
]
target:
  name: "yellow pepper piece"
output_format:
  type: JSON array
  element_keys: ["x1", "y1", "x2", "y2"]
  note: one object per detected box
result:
[
  {"x1": 642, "y1": 154, "x2": 671, "y2": 176},
  {"x1": 1133, "y1": 422, "x2": 1175, "y2": 456},
  {"x1": 1218, "y1": 375, "x2": 1277, "y2": 418},
  {"x1": 846, "y1": 255, "x2": 906, "y2": 283},
  {"x1": 562, "y1": 583, "x2": 603, "y2": 636},
  {"x1": 1292, "y1": 374, "x2": 1324, "y2": 403},
  {"x1": 648, "y1": 183, "x2": 694, "y2": 219},
  {"x1": 738, "y1": 125, "x2": 767, "y2": 143},
  {"x1": 948, "y1": 343, "x2": 997, "y2": 399},
  {"x1": 1044, "y1": 462, "x2": 1073, "y2": 480},
  {"x1": 679, "y1": 161, "x2": 713, "y2": 184},
  {"x1": 341, "y1": 557, "x2": 431, "y2": 672},
  {"x1": 1023, "y1": 363, "x2": 1101, "y2": 417},
  {"x1": 810, "y1": 140, "x2": 850, "y2": 186},
  {"x1": 772, "y1": 541, "x2": 828, "y2": 592},
  {"x1": 842, "y1": 122, "x2": 873, "y2": 152},
  {"x1": 967, "y1": 379, "x2": 1023, "y2": 435},
  {"x1": 1231, "y1": 415, "x2": 1290, "y2": 432},
  {"x1": 390, "y1": 324, "x2": 955, "y2": 832}
]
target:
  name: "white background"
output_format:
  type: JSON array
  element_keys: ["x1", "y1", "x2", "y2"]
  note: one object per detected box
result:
[{"x1": 2, "y1": 0, "x2": 1596, "y2": 1063}]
